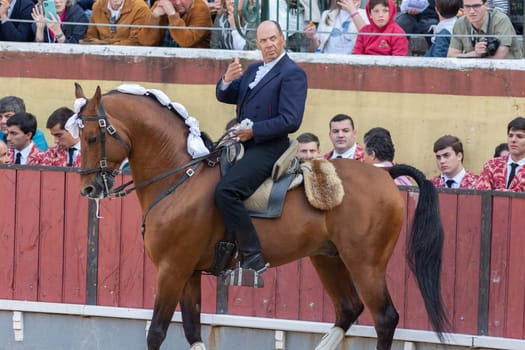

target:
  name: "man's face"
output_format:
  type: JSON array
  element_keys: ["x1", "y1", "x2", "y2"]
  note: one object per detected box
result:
[
  {"x1": 6, "y1": 125, "x2": 31, "y2": 151},
  {"x1": 507, "y1": 129, "x2": 525, "y2": 161},
  {"x1": 297, "y1": 141, "x2": 320, "y2": 160},
  {"x1": 256, "y1": 21, "x2": 286, "y2": 64},
  {"x1": 435, "y1": 146, "x2": 463, "y2": 178},
  {"x1": 463, "y1": 0, "x2": 488, "y2": 29},
  {"x1": 172, "y1": 0, "x2": 193, "y2": 14},
  {"x1": 0, "y1": 142, "x2": 8, "y2": 164},
  {"x1": 329, "y1": 119, "x2": 356, "y2": 154},
  {"x1": 49, "y1": 123, "x2": 77, "y2": 149},
  {"x1": 0, "y1": 111, "x2": 15, "y2": 134}
]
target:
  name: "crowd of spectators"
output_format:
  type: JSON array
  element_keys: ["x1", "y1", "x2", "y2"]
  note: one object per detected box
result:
[
  {"x1": 295, "y1": 113, "x2": 525, "y2": 192},
  {"x1": 0, "y1": 0, "x2": 522, "y2": 57}
]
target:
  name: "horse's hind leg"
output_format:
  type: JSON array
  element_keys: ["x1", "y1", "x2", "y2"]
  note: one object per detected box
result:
[
  {"x1": 180, "y1": 271, "x2": 206, "y2": 349},
  {"x1": 350, "y1": 265, "x2": 399, "y2": 350},
  {"x1": 310, "y1": 255, "x2": 364, "y2": 349}
]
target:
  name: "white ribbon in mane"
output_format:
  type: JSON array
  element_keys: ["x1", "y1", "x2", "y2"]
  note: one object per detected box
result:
[
  {"x1": 65, "y1": 98, "x2": 87, "y2": 139},
  {"x1": 65, "y1": 85, "x2": 211, "y2": 159},
  {"x1": 117, "y1": 84, "x2": 210, "y2": 159}
]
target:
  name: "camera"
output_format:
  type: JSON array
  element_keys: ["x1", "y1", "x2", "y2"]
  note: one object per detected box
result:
[{"x1": 481, "y1": 37, "x2": 500, "y2": 56}]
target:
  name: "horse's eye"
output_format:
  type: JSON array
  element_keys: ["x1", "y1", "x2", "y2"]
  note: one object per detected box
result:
[{"x1": 87, "y1": 136, "x2": 97, "y2": 145}]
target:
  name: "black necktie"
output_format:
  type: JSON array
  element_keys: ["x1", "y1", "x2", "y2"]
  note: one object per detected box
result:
[
  {"x1": 507, "y1": 162, "x2": 519, "y2": 188},
  {"x1": 15, "y1": 152, "x2": 21, "y2": 164},
  {"x1": 67, "y1": 147, "x2": 76, "y2": 166},
  {"x1": 445, "y1": 179, "x2": 455, "y2": 188},
  {"x1": 336, "y1": 155, "x2": 342, "y2": 159}
]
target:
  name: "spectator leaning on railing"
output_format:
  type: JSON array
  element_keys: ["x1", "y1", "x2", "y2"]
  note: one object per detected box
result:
[
  {"x1": 138, "y1": 0, "x2": 212, "y2": 48},
  {"x1": 81, "y1": 0, "x2": 150, "y2": 45},
  {"x1": 447, "y1": 0, "x2": 522, "y2": 59}
]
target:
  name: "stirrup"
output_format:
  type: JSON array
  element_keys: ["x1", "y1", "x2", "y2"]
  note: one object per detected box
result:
[{"x1": 222, "y1": 264, "x2": 265, "y2": 288}]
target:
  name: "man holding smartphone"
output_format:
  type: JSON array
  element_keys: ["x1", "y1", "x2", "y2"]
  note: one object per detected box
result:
[{"x1": 0, "y1": 0, "x2": 34, "y2": 41}]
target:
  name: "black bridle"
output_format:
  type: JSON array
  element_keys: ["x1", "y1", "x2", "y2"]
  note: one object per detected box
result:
[
  {"x1": 77, "y1": 103, "x2": 131, "y2": 196},
  {"x1": 78, "y1": 100, "x2": 223, "y2": 236}
]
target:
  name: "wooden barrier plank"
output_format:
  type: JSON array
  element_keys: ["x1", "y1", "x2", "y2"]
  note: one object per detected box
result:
[
  {"x1": 119, "y1": 189, "x2": 146, "y2": 308},
  {"x1": 454, "y1": 193, "x2": 482, "y2": 334},
  {"x1": 14, "y1": 169, "x2": 41, "y2": 301},
  {"x1": 38, "y1": 171, "x2": 66, "y2": 303},
  {"x1": 201, "y1": 274, "x2": 217, "y2": 314},
  {"x1": 404, "y1": 191, "x2": 429, "y2": 330},
  {"x1": 439, "y1": 193, "x2": 459, "y2": 333},
  {"x1": 254, "y1": 268, "x2": 276, "y2": 318},
  {"x1": 488, "y1": 196, "x2": 511, "y2": 337},
  {"x1": 386, "y1": 190, "x2": 409, "y2": 328},
  {"x1": 298, "y1": 258, "x2": 324, "y2": 321},
  {"x1": 0, "y1": 169, "x2": 16, "y2": 299},
  {"x1": 506, "y1": 197, "x2": 525, "y2": 339},
  {"x1": 63, "y1": 172, "x2": 88, "y2": 304},
  {"x1": 275, "y1": 261, "x2": 300, "y2": 320},
  {"x1": 97, "y1": 177, "x2": 123, "y2": 307}
]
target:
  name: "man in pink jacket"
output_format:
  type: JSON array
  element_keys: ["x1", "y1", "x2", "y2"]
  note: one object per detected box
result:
[
  {"x1": 476, "y1": 117, "x2": 525, "y2": 192},
  {"x1": 353, "y1": 0, "x2": 409, "y2": 55}
]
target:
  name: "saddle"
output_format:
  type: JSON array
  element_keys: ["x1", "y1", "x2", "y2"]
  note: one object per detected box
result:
[{"x1": 221, "y1": 139, "x2": 301, "y2": 218}]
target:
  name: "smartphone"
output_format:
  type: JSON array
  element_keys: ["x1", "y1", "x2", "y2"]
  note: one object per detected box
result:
[{"x1": 43, "y1": 0, "x2": 57, "y2": 20}]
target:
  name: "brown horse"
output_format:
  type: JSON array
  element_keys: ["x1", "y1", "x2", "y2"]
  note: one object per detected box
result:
[{"x1": 74, "y1": 84, "x2": 448, "y2": 350}]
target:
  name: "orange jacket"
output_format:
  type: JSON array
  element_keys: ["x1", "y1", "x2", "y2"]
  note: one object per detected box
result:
[
  {"x1": 139, "y1": 0, "x2": 212, "y2": 48},
  {"x1": 84, "y1": 0, "x2": 150, "y2": 45}
]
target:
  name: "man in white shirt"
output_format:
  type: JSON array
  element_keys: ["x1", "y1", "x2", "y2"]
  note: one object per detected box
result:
[
  {"x1": 323, "y1": 114, "x2": 364, "y2": 161},
  {"x1": 6, "y1": 112, "x2": 44, "y2": 165}
]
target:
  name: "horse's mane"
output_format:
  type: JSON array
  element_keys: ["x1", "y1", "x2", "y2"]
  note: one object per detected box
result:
[{"x1": 103, "y1": 89, "x2": 216, "y2": 153}]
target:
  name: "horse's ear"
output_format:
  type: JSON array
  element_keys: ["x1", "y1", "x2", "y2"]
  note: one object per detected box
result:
[
  {"x1": 74, "y1": 82, "x2": 85, "y2": 99},
  {"x1": 93, "y1": 86, "x2": 102, "y2": 104}
]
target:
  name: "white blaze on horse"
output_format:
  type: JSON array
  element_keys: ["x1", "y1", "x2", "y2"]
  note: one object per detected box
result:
[{"x1": 74, "y1": 84, "x2": 449, "y2": 350}]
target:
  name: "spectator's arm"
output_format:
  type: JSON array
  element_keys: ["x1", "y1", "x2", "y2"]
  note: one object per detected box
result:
[
  {"x1": 138, "y1": 6, "x2": 165, "y2": 46},
  {"x1": 167, "y1": 9, "x2": 211, "y2": 47}
]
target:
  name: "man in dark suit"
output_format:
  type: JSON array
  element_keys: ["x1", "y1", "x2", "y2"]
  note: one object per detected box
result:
[
  {"x1": 215, "y1": 20, "x2": 308, "y2": 275},
  {"x1": 0, "y1": 0, "x2": 34, "y2": 42}
]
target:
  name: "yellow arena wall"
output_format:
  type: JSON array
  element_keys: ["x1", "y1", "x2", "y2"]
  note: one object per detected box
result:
[{"x1": 1, "y1": 43, "x2": 524, "y2": 177}]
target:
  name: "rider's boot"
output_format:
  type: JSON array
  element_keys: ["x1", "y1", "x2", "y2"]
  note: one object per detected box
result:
[{"x1": 236, "y1": 228, "x2": 269, "y2": 274}]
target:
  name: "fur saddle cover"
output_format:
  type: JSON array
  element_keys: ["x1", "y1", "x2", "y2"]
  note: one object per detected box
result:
[
  {"x1": 299, "y1": 159, "x2": 344, "y2": 210},
  {"x1": 221, "y1": 142, "x2": 344, "y2": 216}
]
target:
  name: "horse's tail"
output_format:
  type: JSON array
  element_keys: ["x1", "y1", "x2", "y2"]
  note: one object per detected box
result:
[{"x1": 389, "y1": 164, "x2": 450, "y2": 341}]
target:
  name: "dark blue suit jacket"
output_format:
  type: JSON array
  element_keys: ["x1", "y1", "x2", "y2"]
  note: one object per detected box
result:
[
  {"x1": 0, "y1": 0, "x2": 34, "y2": 42},
  {"x1": 216, "y1": 54, "x2": 307, "y2": 144}
]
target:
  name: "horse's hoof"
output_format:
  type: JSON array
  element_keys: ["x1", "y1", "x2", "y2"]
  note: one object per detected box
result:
[
  {"x1": 190, "y1": 341, "x2": 206, "y2": 350},
  {"x1": 315, "y1": 327, "x2": 344, "y2": 350},
  {"x1": 222, "y1": 268, "x2": 265, "y2": 288}
]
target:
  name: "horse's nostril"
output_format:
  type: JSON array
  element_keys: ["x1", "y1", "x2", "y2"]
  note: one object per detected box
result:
[{"x1": 81, "y1": 185, "x2": 95, "y2": 197}]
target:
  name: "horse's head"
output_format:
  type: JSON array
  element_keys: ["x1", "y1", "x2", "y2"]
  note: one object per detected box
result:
[{"x1": 74, "y1": 83, "x2": 131, "y2": 199}]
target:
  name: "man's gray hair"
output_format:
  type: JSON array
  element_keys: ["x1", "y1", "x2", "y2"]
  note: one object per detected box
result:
[{"x1": 0, "y1": 96, "x2": 26, "y2": 114}]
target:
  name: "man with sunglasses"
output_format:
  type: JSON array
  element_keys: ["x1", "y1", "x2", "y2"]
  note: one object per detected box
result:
[{"x1": 447, "y1": 0, "x2": 522, "y2": 58}]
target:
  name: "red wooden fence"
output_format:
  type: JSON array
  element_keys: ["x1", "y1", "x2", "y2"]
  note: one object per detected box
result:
[{"x1": 1, "y1": 168, "x2": 524, "y2": 340}]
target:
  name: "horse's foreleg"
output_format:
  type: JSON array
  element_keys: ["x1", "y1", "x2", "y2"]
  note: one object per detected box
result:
[
  {"x1": 310, "y1": 255, "x2": 364, "y2": 349},
  {"x1": 180, "y1": 271, "x2": 205, "y2": 348},
  {"x1": 147, "y1": 267, "x2": 186, "y2": 350}
]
